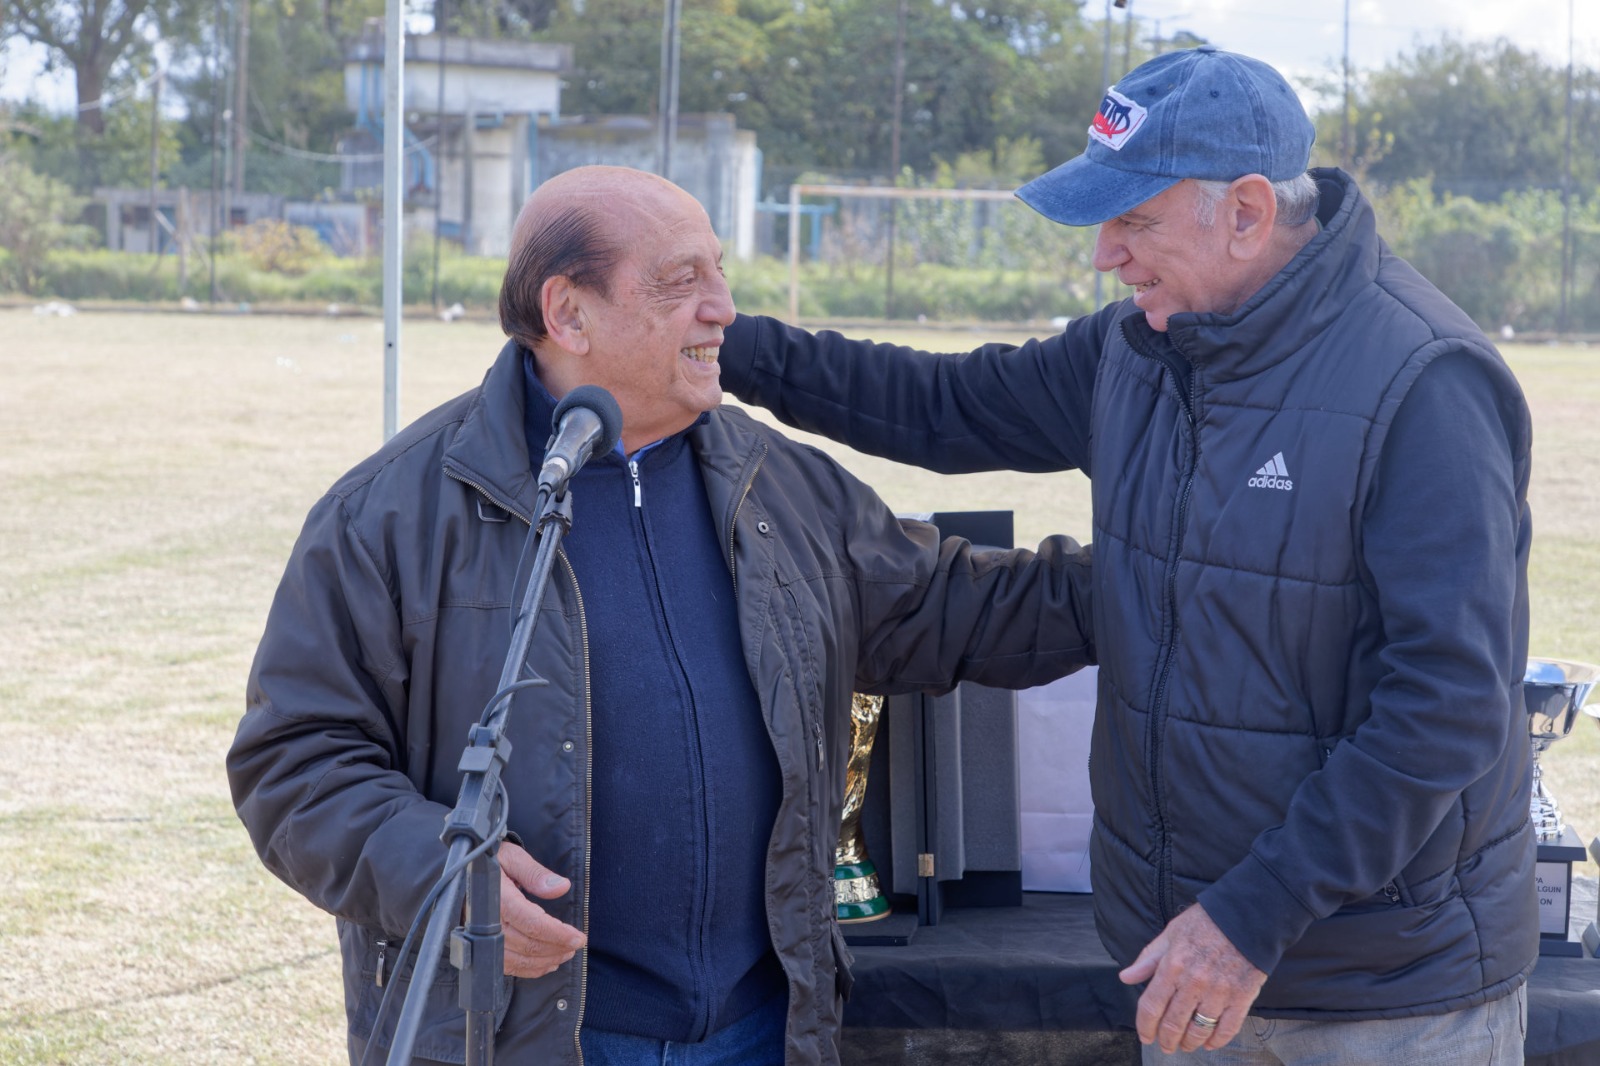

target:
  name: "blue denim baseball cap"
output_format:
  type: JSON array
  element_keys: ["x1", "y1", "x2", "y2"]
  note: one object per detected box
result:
[{"x1": 1017, "y1": 46, "x2": 1316, "y2": 226}]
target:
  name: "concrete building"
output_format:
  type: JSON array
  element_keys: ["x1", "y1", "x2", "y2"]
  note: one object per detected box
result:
[
  {"x1": 341, "y1": 29, "x2": 760, "y2": 260},
  {"x1": 93, "y1": 188, "x2": 282, "y2": 255}
]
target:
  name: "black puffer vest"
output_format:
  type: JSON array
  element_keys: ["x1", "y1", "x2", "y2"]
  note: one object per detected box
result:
[{"x1": 1086, "y1": 170, "x2": 1536, "y2": 1018}]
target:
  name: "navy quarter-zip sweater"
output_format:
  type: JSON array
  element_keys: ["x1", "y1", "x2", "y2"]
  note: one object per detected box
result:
[{"x1": 523, "y1": 357, "x2": 785, "y2": 1042}]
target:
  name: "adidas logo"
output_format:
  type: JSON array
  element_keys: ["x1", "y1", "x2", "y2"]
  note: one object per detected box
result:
[{"x1": 1248, "y1": 452, "x2": 1294, "y2": 491}]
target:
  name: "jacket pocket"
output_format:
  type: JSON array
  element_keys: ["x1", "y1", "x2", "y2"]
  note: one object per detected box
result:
[{"x1": 346, "y1": 926, "x2": 514, "y2": 1064}]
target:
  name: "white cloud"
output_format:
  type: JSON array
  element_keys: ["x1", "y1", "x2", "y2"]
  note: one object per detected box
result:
[{"x1": 1117, "y1": 0, "x2": 1596, "y2": 114}]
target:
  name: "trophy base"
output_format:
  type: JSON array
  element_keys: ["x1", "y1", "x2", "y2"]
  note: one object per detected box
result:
[
  {"x1": 1536, "y1": 828, "x2": 1593, "y2": 957},
  {"x1": 835, "y1": 860, "x2": 891, "y2": 923}
]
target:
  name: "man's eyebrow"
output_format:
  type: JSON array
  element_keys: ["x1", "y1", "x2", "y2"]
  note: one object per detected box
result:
[{"x1": 654, "y1": 250, "x2": 721, "y2": 274}]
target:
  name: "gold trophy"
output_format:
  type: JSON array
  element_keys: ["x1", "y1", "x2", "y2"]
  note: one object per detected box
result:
[{"x1": 835, "y1": 693, "x2": 890, "y2": 922}]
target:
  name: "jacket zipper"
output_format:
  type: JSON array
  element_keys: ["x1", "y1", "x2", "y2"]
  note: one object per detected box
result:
[
  {"x1": 1125, "y1": 324, "x2": 1199, "y2": 924},
  {"x1": 558, "y1": 549, "x2": 593, "y2": 1064},
  {"x1": 629, "y1": 459, "x2": 642, "y2": 507}
]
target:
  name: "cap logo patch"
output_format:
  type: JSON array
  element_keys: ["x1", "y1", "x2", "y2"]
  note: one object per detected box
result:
[{"x1": 1089, "y1": 87, "x2": 1147, "y2": 151}]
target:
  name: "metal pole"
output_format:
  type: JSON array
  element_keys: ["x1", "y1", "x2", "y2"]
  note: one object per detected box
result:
[
  {"x1": 1122, "y1": 0, "x2": 1133, "y2": 75},
  {"x1": 382, "y1": 0, "x2": 405, "y2": 441},
  {"x1": 1095, "y1": 0, "x2": 1111, "y2": 310},
  {"x1": 1559, "y1": 0, "x2": 1575, "y2": 337},
  {"x1": 209, "y1": 0, "x2": 222, "y2": 304},
  {"x1": 149, "y1": 69, "x2": 162, "y2": 255},
  {"x1": 233, "y1": 0, "x2": 250, "y2": 196},
  {"x1": 433, "y1": 9, "x2": 448, "y2": 310},
  {"x1": 787, "y1": 183, "x2": 801, "y2": 322},
  {"x1": 885, "y1": 0, "x2": 907, "y2": 319},
  {"x1": 221, "y1": 0, "x2": 236, "y2": 237},
  {"x1": 1341, "y1": 0, "x2": 1352, "y2": 170},
  {"x1": 657, "y1": 0, "x2": 681, "y2": 179}
]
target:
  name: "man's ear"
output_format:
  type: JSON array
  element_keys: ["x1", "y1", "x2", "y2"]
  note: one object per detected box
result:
[
  {"x1": 541, "y1": 275, "x2": 590, "y2": 355},
  {"x1": 1226, "y1": 174, "x2": 1278, "y2": 261}
]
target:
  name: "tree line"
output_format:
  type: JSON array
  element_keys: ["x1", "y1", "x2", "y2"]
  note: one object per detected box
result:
[{"x1": 1, "y1": 2, "x2": 1597, "y2": 330}]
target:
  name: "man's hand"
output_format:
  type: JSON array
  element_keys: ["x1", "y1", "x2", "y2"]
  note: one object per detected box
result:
[
  {"x1": 1118, "y1": 903, "x2": 1267, "y2": 1054},
  {"x1": 498, "y1": 842, "x2": 587, "y2": 978}
]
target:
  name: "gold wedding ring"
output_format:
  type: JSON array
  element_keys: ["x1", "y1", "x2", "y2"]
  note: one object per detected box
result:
[{"x1": 1190, "y1": 1011, "x2": 1219, "y2": 1030}]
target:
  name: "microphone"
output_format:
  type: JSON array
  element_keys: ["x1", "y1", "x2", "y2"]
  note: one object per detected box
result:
[{"x1": 538, "y1": 384, "x2": 624, "y2": 495}]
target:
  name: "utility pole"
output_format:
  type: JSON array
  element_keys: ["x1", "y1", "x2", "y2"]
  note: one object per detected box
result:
[
  {"x1": 1122, "y1": 0, "x2": 1133, "y2": 76},
  {"x1": 382, "y1": 0, "x2": 405, "y2": 440},
  {"x1": 1341, "y1": 0, "x2": 1352, "y2": 170},
  {"x1": 232, "y1": 0, "x2": 250, "y2": 196},
  {"x1": 1559, "y1": 0, "x2": 1575, "y2": 337},
  {"x1": 657, "y1": 0, "x2": 682, "y2": 179},
  {"x1": 885, "y1": 0, "x2": 907, "y2": 319},
  {"x1": 1095, "y1": 0, "x2": 1114, "y2": 310},
  {"x1": 433, "y1": 5, "x2": 449, "y2": 310},
  {"x1": 209, "y1": 0, "x2": 222, "y2": 303},
  {"x1": 148, "y1": 69, "x2": 162, "y2": 254}
]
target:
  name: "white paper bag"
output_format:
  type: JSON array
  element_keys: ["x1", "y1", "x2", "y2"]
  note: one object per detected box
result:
[{"x1": 1018, "y1": 669, "x2": 1097, "y2": 893}]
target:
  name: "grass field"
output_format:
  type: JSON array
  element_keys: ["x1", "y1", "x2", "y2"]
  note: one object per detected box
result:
[{"x1": 2, "y1": 310, "x2": 1597, "y2": 1064}]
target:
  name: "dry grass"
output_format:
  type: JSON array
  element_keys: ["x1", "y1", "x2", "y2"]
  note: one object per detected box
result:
[{"x1": 1, "y1": 310, "x2": 1594, "y2": 1064}]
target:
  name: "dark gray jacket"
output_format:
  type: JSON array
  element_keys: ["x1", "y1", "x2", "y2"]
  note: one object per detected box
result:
[
  {"x1": 718, "y1": 169, "x2": 1536, "y2": 1019},
  {"x1": 228, "y1": 339, "x2": 1095, "y2": 1064}
]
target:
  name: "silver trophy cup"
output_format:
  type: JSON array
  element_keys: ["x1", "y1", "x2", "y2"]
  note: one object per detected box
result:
[{"x1": 1524, "y1": 657, "x2": 1600, "y2": 842}]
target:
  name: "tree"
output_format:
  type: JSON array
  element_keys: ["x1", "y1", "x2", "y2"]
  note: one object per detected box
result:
[
  {"x1": 1328, "y1": 37, "x2": 1599, "y2": 198},
  {"x1": 165, "y1": 0, "x2": 385, "y2": 199},
  {"x1": 5, "y1": 93, "x2": 180, "y2": 191},
  {"x1": 4, "y1": 0, "x2": 201, "y2": 191},
  {"x1": 540, "y1": 0, "x2": 1097, "y2": 181},
  {"x1": 434, "y1": 0, "x2": 562, "y2": 36},
  {"x1": 3, "y1": 1, "x2": 194, "y2": 137}
]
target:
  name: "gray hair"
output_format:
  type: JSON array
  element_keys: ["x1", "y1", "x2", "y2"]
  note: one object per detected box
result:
[{"x1": 1191, "y1": 173, "x2": 1320, "y2": 228}]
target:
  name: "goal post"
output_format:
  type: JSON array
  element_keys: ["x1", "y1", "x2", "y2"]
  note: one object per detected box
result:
[
  {"x1": 778, "y1": 182, "x2": 1098, "y2": 326},
  {"x1": 786, "y1": 184, "x2": 1020, "y2": 320}
]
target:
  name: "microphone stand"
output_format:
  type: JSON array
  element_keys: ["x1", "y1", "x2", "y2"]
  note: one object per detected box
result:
[{"x1": 387, "y1": 485, "x2": 574, "y2": 1066}]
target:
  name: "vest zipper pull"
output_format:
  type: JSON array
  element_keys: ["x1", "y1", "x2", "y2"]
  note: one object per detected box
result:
[{"x1": 629, "y1": 459, "x2": 642, "y2": 507}]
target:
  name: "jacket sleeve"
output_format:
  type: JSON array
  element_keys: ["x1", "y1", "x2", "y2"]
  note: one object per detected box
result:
[
  {"x1": 821, "y1": 461, "x2": 1097, "y2": 693},
  {"x1": 228, "y1": 493, "x2": 452, "y2": 937},
  {"x1": 1197, "y1": 351, "x2": 1530, "y2": 973},
  {"x1": 718, "y1": 311, "x2": 1109, "y2": 474}
]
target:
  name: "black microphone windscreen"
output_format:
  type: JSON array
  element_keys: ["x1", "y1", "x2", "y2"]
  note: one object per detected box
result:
[{"x1": 552, "y1": 385, "x2": 624, "y2": 454}]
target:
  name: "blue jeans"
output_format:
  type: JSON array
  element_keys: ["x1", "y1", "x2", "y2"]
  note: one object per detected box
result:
[
  {"x1": 1142, "y1": 985, "x2": 1526, "y2": 1066},
  {"x1": 580, "y1": 993, "x2": 787, "y2": 1066}
]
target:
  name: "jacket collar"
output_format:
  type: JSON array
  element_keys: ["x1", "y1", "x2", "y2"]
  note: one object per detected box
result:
[
  {"x1": 442, "y1": 338, "x2": 542, "y2": 522},
  {"x1": 1134, "y1": 168, "x2": 1381, "y2": 382},
  {"x1": 443, "y1": 338, "x2": 752, "y2": 525}
]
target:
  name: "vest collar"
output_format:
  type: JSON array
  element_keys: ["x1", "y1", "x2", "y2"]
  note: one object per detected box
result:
[{"x1": 1148, "y1": 169, "x2": 1383, "y2": 382}]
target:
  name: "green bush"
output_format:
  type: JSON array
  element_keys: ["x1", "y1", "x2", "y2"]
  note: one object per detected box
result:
[
  {"x1": 35, "y1": 250, "x2": 183, "y2": 302},
  {"x1": 12, "y1": 185, "x2": 1598, "y2": 333},
  {"x1": 728, "y1": 256, "x2": 1086, "y2": 323},
  {"x1": 0, "y1": 155, "x2": 95, "y2": 293},
  {"x1": 295, "y1": 260, "x2": 379, "y2": 306}
]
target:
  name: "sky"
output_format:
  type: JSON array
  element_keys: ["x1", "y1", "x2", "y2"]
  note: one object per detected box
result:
[
  {"x1": 1, "y1": 0, "x2": 1595, "y2": 117},
  {"x1": 1128, "y1": 0, "x2": 1597, "y2": 107}
]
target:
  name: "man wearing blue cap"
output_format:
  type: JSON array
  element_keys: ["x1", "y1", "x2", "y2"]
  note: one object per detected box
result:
[{"x1": 716, "y1": 47, "x2": 1535, "y2": 1065}]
